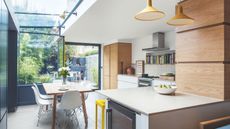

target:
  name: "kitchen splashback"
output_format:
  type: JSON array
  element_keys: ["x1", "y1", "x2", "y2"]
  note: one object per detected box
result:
[{"x1": 145, "y1": 64, "x2": 175, "y2": 76}]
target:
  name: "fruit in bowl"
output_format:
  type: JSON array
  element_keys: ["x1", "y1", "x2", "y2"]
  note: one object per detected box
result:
[{"x1": 154, "y1": 84, "x2": 177, "y2": 95}]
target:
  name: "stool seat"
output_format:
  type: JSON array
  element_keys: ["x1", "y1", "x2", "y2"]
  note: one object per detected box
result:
[{"x1": 96, "y1": 99, "x2": 105, "y2": 107}]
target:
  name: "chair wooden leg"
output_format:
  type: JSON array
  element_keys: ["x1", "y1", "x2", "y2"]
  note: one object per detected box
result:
[{"x1": 81, "y1": 93, "x2": 88, "y2": 127}]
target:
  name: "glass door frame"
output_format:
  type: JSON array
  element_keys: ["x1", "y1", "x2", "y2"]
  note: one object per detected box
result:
[{"x1": 65, "y1": 42, "x2": 102, "y2": 90}]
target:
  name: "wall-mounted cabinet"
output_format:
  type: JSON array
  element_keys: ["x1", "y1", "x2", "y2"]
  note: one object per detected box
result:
[{"x1": 103, "y1": 43, "x2": 131, "y2": 89}]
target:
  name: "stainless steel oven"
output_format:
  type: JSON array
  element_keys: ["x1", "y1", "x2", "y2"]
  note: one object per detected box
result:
[
  {"x1": 107, "y1": 100, "x2": 136, "y2": 129},
  {"x1": 138, "y1": 77, "x2": 152, "y2": 87}
]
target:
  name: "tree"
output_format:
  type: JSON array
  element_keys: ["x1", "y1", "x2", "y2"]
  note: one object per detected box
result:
[{"x1": 18, "y1": 32, "x2": 60, "y2": 84}]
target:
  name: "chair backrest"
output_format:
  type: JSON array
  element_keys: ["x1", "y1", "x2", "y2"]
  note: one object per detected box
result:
[
  {"x1": 59, "y1": 91, "x2": 82, "y2": 110},
  {"x1": 31, "y1": 86, "x2": 43, "y2": 105},
  {"x1": 33, "y1": 83, "x2": 44, "y2": 98},
  {"x1": 33, "y1": 83, "x2": 40, "y2": 92},
  {"x1": 200, "y1": 116, "x2": 230, "y2": 129}
]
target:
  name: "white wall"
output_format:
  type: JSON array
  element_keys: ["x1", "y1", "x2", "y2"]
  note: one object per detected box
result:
[{"x1": 132, "y1": 31, "x2": 176, "y2": 76}]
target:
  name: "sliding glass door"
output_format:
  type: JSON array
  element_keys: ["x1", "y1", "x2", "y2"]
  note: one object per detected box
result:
[{"x1": 65, "y1": 43, "x2": 101, "y2": 89}]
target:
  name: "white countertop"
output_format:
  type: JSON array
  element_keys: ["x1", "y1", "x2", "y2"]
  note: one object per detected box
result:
[{"x1": 97, "y1": 87, "x2": 222, "y2": 115}]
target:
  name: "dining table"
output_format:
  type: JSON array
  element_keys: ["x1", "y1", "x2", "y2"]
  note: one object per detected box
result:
[{"x1": 43, "y1": 81, "x2": 95, "y2": 129}]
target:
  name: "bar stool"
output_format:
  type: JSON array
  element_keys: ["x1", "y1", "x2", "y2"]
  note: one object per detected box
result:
[{"x1": 95, "y1": 99, "x2": 106, "y2": 129}]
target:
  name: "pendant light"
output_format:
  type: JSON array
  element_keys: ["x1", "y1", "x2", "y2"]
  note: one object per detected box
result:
[
  {"x1": 167, "y1": 4, "x2": 194, "y2": 26},
  {"x1": 135, "y1": 0, "x2": 165, "y2": 21}
]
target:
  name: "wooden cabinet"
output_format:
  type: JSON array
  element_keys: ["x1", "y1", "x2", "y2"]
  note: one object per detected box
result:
[
  {"x1": 176, "y1": 0, "x2": 230, "y2": 100},
  {"x1": 103, "y1": 76, "x2": 110, "y2": 90},
  {"x1": 176, "y1": 25, "x2": 225, "y2": 62},
  {"x1": 103, "y1": 43, "x2": 131, "y2": 89},
  {"x1": 176, "y1": 0, "x2": 225, "y2": 32},
  {"x1": 103, "y1": 45, "x2": 110, "y2": 76}
]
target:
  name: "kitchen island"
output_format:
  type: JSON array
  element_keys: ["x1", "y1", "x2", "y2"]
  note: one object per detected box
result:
[{"x1": 97, "y1": 87, "x2": 230, "y2": 129}]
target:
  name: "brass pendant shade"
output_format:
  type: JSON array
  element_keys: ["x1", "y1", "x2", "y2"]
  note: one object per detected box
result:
[
  {"x1": 135, "y1": 0, "x2": 165, "y2": 21},
  {"x1": 167, "y1": 4, "x2": 194, "y2": 26}
]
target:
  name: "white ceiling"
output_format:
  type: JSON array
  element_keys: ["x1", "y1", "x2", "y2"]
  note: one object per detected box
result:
[{"x1": 63, "y1": 0, "x2": 178, "y2": 43}]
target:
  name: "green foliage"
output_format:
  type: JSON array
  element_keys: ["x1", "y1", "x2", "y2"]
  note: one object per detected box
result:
[
  {"x1": 18, "y1": 57, "x2": 41, "y2": 84},
  {"x1": 91, "y1": 67, "x2": 98, "y2": 86},
  {"x1": 59, "y1": 69, "x2": 70, "y2": 78},
  {"x1": 39, "y1": 74, "x2": 51, "y2": 83},
  {"x1": 84, "y1": 50, "x2": 98, "y2": 57},
  {"x1": 18, "y1": 32, "x2": 61, "y2": 84},
  {"x1": 65, "y1": 45, "x2": 98, "y2": 58}
]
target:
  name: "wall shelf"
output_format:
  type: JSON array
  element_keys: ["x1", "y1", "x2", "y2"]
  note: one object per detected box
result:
[
  {"x1": 146, "y1": 50, "x2": 176, "y2": 65},
  {"x1": 148, "y1": 50, "x2": 175, "y2": 56},
  {"x1": 145, "y1": 64, "x2": 175, "y2": 66}
]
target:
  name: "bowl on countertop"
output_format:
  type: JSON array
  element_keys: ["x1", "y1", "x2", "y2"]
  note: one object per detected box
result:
[{"x1": 153, "y1": 85, "x2": 177, "y2": 95}]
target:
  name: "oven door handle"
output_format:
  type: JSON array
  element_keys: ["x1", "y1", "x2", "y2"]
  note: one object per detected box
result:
[
  {"x1": 106, "y1": 109, "x2": 112, "y2": 129},
  {"x1": 139, "y1": 82, "x2": 150, "y2": 86}
]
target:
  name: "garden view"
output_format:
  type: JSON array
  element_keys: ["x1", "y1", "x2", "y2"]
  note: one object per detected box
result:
[{"x1": 18, "y1": 32, "x2": 99, "y2": 87}]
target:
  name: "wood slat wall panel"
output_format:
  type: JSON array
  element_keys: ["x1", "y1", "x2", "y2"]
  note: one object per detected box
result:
[
  {"x1": 176, "y1": 25, "x2": 224, "y2": 62},
  {"x1": 224, "y1": 25, "x2": 230, "y2": 61},
  {"x1": 177, "y1": 0, "x2": 224, "y2": 32},
  {"x1": 176, "y1": 0, "x2": 230, "y2": 100},
  {"x1": 176, "y1": 63, "x2": 225, "y2": 99}
]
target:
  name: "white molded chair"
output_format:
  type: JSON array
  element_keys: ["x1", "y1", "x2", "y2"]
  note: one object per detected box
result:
[
  {"x1": 58, "y1": 91, "x2": 82, "y2": 127},
  {"x1": 31, "y1": 86, "x2": 52, "y2": 126},
  {"x1": 33, "y1": 83, "x2": 53, "y2": 100}
]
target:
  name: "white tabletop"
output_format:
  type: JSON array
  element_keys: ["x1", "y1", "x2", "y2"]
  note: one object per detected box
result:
[
  {"x1": 43, "y1": 81, "x2": 94, "y2": 95},
  {"x1": 97, "y1": 87, "x2": 222, "y2": 115}
]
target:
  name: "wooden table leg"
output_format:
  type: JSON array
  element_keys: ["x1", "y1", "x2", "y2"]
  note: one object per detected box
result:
[
  {"x1": 52, "y1": 95, "x2": 57, "y2": 129},
  {"x1": 81, "y1": 93, "x2": 88, "y2": 127}
]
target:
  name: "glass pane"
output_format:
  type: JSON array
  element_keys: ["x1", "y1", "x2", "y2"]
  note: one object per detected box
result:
[
  {"x1": 0, "y1": 0, "x2": 8, "y2": 119},
  {"x1": 65, "y1": 44, "x2": 99, "y2": 88},
  {"x1": 20, "y1": 27, "x2": 59, "y2": 35},
  {"x1": 10, "y1": 0, "x2": 81, "y2": 27},
  {"x1": 15, "y1": 14, "x2": 59, "y2": 27},
  {"x1": 18, "y1": 32, "x2": 63, "y2": 85},
  {"x1": 58, "y1": 38, "x2": 64, "y2": 67}
]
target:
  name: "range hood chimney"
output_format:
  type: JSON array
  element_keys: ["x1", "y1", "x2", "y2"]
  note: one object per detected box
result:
[{"x1": 142, "y1": 32, "x2": 169, "y2": 51}]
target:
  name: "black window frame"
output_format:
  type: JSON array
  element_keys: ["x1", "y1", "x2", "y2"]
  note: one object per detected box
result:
[{"x1": 65, "y1": 42, "x2": 102, "y2": 90}]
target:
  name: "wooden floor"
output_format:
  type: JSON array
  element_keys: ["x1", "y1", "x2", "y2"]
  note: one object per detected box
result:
[{"x1": 8, "y1": 92, "x2": 105, "y2": 129}]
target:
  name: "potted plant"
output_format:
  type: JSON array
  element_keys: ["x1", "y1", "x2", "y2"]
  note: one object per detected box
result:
[{"x1": 58, "y1": 67, "x2": 70, "y2": 85}]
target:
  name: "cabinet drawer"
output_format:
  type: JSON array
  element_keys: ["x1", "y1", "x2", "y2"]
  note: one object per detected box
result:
[
  {"x1": 118, "y1": 75, "x2": 138, "y2": 84},
  {"x1": 118, "y1": 81, "x2": 138, "y2": 89}
]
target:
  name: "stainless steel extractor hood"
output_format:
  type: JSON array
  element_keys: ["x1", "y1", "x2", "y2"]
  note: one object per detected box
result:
[{"x1": 142, "y1": 32, "x2": 169, "y2": 51}]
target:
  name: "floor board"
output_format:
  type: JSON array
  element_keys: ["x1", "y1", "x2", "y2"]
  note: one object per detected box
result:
[{"x1": 8, "y1": 92, "x2": 105, "y2": 129}]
